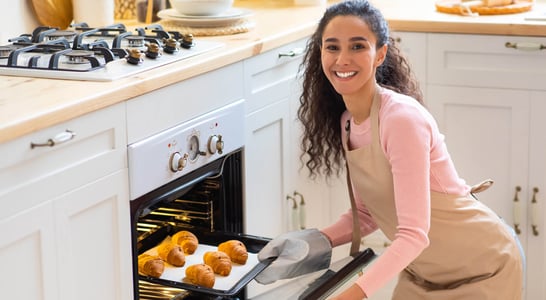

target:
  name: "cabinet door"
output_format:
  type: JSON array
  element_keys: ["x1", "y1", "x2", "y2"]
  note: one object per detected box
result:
[
  {"x1": 427, "y1": 84, "x2": 540, "y2": 298},
  {"x1": 0, "y1": 202, "x2": 59, "y2": 300},
  {"x1": 287, "y1": 66, "x2": 333, "y2": 231},
  {"x1": 243, "y1": 38, "x2": 309, "y2": 236},
  {"x1": 55, "y1": 170, "x2": 133, "y2": 300},
  {"x1": 244, "y1": 99, "x2": 291, "y2": 238},
  {"x1": 427, "y1": 85, "x2": 529, "y2": 230},
  {"x1": 527, "y1": 92, "x2": 546, "y2": 299}
]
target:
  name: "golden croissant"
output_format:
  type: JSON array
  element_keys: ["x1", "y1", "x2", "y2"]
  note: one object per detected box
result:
[
  {"x1": 185, "y1": 263, "x2": 215, "y2": 288},
  {"x1": 172, "y1": 230, "x2": 198, "y2": 254},
  {"x1": 138, "y1": 253, "x2": 165, "y2": 278},
  {"x1": 204, "y1": 251, "x2": 232, "y2": 276},
  {"x1": 218, "y1": 240, "x2": 248, "y2": 265},
  {"x1": 157, "y1": 239, "x2": 186, "y2": 267}
]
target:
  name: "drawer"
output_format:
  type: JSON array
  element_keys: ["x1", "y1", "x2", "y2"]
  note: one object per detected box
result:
[
  {"x1": 427, "y1": 33, "x2": 546, "y2": 90},
  {"x1": 0, "y1": 102, "x2": 127, "y2": 220},
  {"x1": 127, "y1": 62, "x2": 244, "y2": 144},
  {"x1": 244, "y1": 38, "x2": 308, "y2": 114}
]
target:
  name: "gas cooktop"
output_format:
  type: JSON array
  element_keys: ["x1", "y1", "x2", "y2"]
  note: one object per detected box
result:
[{"x1": 0, "y1": 23, "x2": 223, "y2": 81}]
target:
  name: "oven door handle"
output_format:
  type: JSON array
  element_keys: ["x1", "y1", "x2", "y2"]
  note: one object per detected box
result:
[{"x1": 297, "y1": 248, "x2": 376, "y2": 300}]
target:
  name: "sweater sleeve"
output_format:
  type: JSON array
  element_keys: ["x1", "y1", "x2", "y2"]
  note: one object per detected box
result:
[
  {"x1": 321, "y1": 190, "x2": 379, "y2": 246},
  {"x1": 355, "y1": 99, "x2": 433, "y2": 297}
]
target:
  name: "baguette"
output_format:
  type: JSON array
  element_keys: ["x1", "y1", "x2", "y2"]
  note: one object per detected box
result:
[
  {"x1": 185, "y1": 263, "x2": 215, "y2": 288},
  {"x1": 204, "y1": 251, "x2": 232, "y2": 276},
  {"x1": 218, "y1": 240, "x2": 248, "y2": 265}
]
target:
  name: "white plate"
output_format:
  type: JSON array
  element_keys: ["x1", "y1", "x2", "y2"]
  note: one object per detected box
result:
[{"x1": 157, "y1": 8, "x2": 252, "y2": 27}]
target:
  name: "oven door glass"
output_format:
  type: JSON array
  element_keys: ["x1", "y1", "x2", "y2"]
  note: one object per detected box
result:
[{"x1": 251, "y1": 248, "x2": 376, "y2": 300}]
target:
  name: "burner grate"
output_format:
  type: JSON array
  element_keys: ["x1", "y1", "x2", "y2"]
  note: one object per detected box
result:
[{"x1": 0, "y1": 23, "x2": 224, "y2": 80}]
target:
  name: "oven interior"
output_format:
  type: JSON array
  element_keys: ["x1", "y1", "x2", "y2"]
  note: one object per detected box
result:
[{"x1": 130, "y1": 149, "x2": 271, "y2": 300}]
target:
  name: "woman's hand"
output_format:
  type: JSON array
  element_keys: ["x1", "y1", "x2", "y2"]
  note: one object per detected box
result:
[{"x1": 329, "y1": 283, "x2": 367, "y2": 300}]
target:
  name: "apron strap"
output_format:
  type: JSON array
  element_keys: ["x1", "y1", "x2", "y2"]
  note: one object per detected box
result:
[
  {"x1": 470, "y1": 179, "x2": 494, "y2": 199},
  {"x1": 345, "y1": 120, "x2": 362, "y2": 257}
]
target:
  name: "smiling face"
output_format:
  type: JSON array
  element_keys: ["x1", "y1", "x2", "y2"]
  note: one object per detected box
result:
[{"x1": 320, "y1": 15, "x2": 387, "y2": 100}]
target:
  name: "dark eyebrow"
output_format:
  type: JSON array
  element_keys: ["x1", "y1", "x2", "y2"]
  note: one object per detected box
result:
[{"x1": 323, "y1": 36, "x2": 369, "y2": 43}]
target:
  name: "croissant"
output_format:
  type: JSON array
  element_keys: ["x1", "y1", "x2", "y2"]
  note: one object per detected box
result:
[
  {"x1": 172, "y1": 230, "x2": 198, "y2": 254},
  {"x1": 218, "y1": 240, "x2": 248, "y2": 265},
  {"x1": 204, "y1": 251, "x2": 232, "y2": 276},
  {"x1": 138, "y1": 254, "x2": 165, "y2": 278},
  {"x1": 185, "y1": 263, "x2": 215, "y2": 288},
  {"x1": 157, "y1": 238, "x2": 186, "y2": 267}
]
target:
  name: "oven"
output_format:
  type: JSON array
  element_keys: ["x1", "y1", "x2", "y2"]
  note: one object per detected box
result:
[{"x1": 128, "y1": 99, "x2": 265, "y2": 299}]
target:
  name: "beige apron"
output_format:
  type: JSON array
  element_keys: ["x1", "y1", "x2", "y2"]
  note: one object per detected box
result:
[{"x1": 344, "y1": 89, "x2": 523, "y2": 299}]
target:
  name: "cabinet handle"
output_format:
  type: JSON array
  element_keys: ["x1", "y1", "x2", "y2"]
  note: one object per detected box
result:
[
  {"x1": 531, "y1": 187, "x2": 540, "y2": 236},
  {"x1": 294, "y1": 191, "x2": 306, "y2": 230},
  {"x1": 505, "y1": 42, "x2": 546, "y2": 51},
  {"x1": 30, "y1": 129, "x2": 76, "y2": 149},
  {"x1": 513, "y1": 186, "x2": 522, "y2": 234},
  {"x1": 287, "y1": 195, "x2": 298, "y2": 230},
  {"x1": 278, "y1": 47, "x2": 304, "y2": 58}
]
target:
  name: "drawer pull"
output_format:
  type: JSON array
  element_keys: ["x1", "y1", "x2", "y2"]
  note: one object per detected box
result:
[
  {"x1": 278, "y1": 47, "x2": 304, "y2": 58},
  {"x1": 505, "y1": 42, "x2": 546, "y2": 51},
  {"x1": 287, "y1": 194, "x2": 298, "y2": 230},
  {"x1": 513, "y1": 186, "x2": 522, "y2": 234},
  {"x1": 531, "y1": 187, "x2": 539, "y2": 236},
  {"x1": 294, "y1": 191, "x2": 306, "y2": 230},
  {"x1": 30, "y1": 130, "x2": 76, "y2": 149}
]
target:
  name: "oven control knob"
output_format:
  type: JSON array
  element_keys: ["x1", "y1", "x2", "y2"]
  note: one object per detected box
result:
[
  {"x1": 169, "y1": 152, "x2": 188, "y2": 172},
  {"x1": 208, "y1": 135, "x2": 224, "y2": 155}
]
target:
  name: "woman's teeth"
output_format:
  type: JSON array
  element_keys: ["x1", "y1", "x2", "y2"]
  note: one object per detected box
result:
[{"x1": 336, "y1": 71, "x2": 356, "y2": 78}]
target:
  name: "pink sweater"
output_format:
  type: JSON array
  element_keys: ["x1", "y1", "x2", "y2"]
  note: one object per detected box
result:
[{"x1": 321, "y1": 88, "x2": 470, "y2": 297}]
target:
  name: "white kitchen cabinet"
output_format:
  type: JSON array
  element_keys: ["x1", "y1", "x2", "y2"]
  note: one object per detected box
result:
[
  {"x1": 244, "y1": 98, "x2": 291, "y2": 238},
  {"x1": 243, "y1": 37, "x2": 333, "y2": 238},
  {"x1": 426, "y1": 33, "x2": 546, "y2": 300},
  {"x1": 392, "y1": 31, "x2": 427, "y2": 98},
  {"x1": 0, "y1": 103, "x2": 133, "y2": 300},
  {"x1": 55, "y1": 170, "x2": 132, "y2": 300}
]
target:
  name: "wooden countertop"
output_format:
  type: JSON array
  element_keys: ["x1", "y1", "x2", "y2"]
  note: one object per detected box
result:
[{"x1": 2, "y1": 0, "x2": 546, "y2": 144}]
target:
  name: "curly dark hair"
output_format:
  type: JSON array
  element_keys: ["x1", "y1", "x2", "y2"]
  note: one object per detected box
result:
[{"x1": 297, "y1": 0, "x2": 423, "y2": 179}]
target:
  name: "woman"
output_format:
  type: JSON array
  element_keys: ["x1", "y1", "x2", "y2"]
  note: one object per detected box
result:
[{"x1": 255, "y1": 1, "x2": 524, "y2": 299}]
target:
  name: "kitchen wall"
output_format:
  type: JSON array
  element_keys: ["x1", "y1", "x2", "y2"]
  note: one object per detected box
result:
[{"x1": 1, "y1": 0, "x2": 39, "y2": 43}]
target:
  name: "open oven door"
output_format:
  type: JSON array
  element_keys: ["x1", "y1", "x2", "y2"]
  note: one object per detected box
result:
[{"x1": 251, "y1": 248, "x2": 376, "y2": 300}]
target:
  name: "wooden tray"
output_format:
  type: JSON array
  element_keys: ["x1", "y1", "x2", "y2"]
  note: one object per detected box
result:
[{"x1": 435, "y1": 0, "x2": 534, "y2": 15}]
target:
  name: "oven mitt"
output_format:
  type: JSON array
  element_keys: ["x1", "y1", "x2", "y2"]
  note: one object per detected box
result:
[{"x1": 255, "y1": 228, "x2": 332, "y2": 284}]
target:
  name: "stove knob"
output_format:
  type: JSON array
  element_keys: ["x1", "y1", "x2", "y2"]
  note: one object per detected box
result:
[
  {"x1": 163, "y1": 38, "x2": 179, "y2": 54},
  {"x1": 169, "y1": 152, "x2": 188, "y2": 172},
  {"x1": 126, "y1": 48, "x2": 144, "y2": 65},
  {"x1": 208, "y1": 135, "x2": 224, "y2": 155}
]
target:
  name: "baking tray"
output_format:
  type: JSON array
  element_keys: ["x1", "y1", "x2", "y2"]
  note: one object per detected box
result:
[{"x1": 137, "y1": 224, "x2": 275, "y2": 297}]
